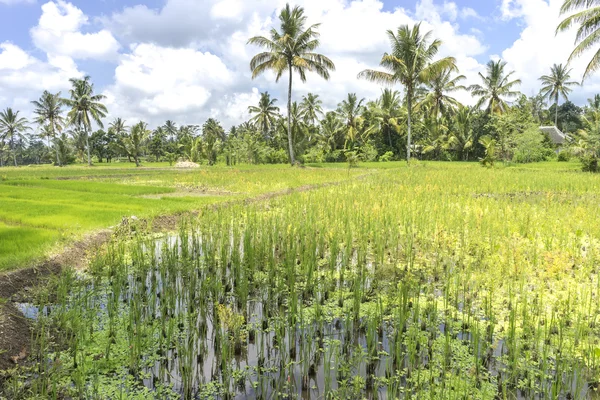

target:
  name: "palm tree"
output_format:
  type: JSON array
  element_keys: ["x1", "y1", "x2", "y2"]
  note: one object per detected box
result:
[
  {"x1": 248, "y1": 3, "x2": 335, "y2": 165},
  {"x1": 539, "y1": 64, "x2": 579, "y2": 126},
  {"x1": 318, "y1": 112, "x2": 343, "y2": 153},
  {"x1": 164, "y1": 120, "x2": 178, "y2": 141},
  {"x1": 368, "y1": 89, "x2": 405, "y2": 149},
  {"x1": 588, "y1": 94, "x2": 600, "y2": 112},
  {"x1": 31, "y1": 91, "x2": 65, "y2": 166},
  {"x1": 0, "y1": 109, "x2": 31, "y2": 167},
  {"x1": 358, "y1": 23, "x2": 456, "y2": 162},
  {"x1": 448, "y1": 107, "x2": 475, "y2": 160},
  {"x1": 558, "y1": 0, "x2": 600, "y2": 81},
  {"x1": 469, "y1": 60, "x2": 521, "y2": 115},
  {"x1": 336, "y1": 93, "x2": 366, "y2": 149},
  {"x1": 121, "y1": 122, "x2": 150, "y2": 167},
  {"x1": 299, "y1": 93, "x2": 324, "y2": 126},
  {"x1": 62, "y1": 76, "x2": 108, "y2": 166},
  {"x1": 421, "y1": 67, "x2": 466, "y2": 119},
  {"x1": 248, "y1": 92, "x2": 280, "y2": 138},
  {"x1": 202, "y1": 118, "x2": 225, "y2": 165}
]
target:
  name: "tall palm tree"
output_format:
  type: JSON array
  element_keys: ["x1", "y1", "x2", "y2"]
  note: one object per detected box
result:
[
  {"x1": 299, "y1": 93, "x2": 324, "y2": 126},
  {"x1": 248, "y1": 92, "x2": 280, "y2": 138},
  {"x1": 358, "y1": 23, "x2": 456, "y2": 162},
  {"x1": 558, "y1": 0, "x2": 600, "y2": 81},
  {"x1": 336, "y1": 93, "x2": 366, "y2": 149},
  {"x1": 449, "y1": 107, "x2": 475, "y2": 160},
  {"x1": 164, "y1": 120, "x2": 178, "y2": 142},
  {"x1": 62, "y1": 76, "x2": 108, "y2": 166},
  {"x1": 121, "y1": 122, "x2": 150, "y2": 167},
  {"x1": 318, "y1": 112, "x2": 343, "y2": 153},
  {"x1": 539, "y1": 64, "x2": 579, "y2": 126},
  {"x1": 248, "y1": 3, "x2": 335, "y2": 165},
  {"x1": 469, "y1": 60, "x2": 521, "y2": 115},
  {"x1": 109, "y1": 118, "x2": 128, "y2": 137},
  {"x1": 421, "y1": 67, "x2": 466, "y2": 119},
  {"x1": 369, "y1": 89, "x2": 404, "y2": 148},
  {"x1": 31, "y1": 91, "x2": 65, "y2": 166},
  {"x1": 0, "y1": 108, "x2": 31, "y2": 167},
  {"x1": 202, "y1": 118, "x2": 226, "y2": 166}
]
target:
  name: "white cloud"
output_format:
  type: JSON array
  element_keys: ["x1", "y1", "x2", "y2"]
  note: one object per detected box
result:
[
  {"x1": 31, "y1": 1, "x2": 120, "y2": 61},
  {"x1": 500, "y1": 0, "x2": 600, "y2": 102},
  {"x1": 103, "y1": 43, "x2": 234, "y2": 124},
  {"x1": 0, "y1": 42, "x2": 83, "y2": 114},
  {"x1": 98, "y1": 0, "x2": 490, "y2": 127}
]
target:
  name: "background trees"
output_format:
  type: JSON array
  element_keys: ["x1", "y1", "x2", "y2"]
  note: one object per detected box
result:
[{"x1": 4, "y1": 9, "x2": 600, "y2": 171}]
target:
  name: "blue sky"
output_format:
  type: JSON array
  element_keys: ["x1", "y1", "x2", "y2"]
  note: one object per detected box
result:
[{"x1": 0, "y1": 0, "x2": 596, "y2": 127}]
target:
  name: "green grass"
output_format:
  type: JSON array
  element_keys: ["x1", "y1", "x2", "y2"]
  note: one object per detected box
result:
[{"x1": 0, "y1": 163, "x2": 370, "y2": 271}]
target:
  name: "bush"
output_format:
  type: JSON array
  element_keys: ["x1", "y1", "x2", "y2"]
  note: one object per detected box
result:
[
  {"x1": 360, "y1": 143, "x2": 378, "y2": 162},
  {"x1": 512, "y1": 126, "x2": 554, "y2": 163},
  {"x1": 557, "y1": 150, "x2": 571, "y2": 162},
  {"x1": 266, "y1": 149, "x2": 289, "y2": 164},
  {"x1": 380, "y1": 151, "x2": 394, "y2": 162},
  {"x1": 581, "y1": 155, "x2": 599, "y2": 172},
  {"x1": 303, "y1": 147, "x2": 326, "y2": 163}
]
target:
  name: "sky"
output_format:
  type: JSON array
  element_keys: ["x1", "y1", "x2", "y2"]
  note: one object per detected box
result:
[{"x1": 0, "y1": 0, "x2": 599, "y2": 129}]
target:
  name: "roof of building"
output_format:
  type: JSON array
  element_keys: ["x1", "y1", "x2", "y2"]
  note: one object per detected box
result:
[{"x1": 540, "y1": 126, "x2": 567, "y2": 145}]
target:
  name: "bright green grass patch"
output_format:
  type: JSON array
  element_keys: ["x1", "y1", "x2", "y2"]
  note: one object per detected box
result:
[
  {"x1": 1, "y1": 180, "x2": 176, "y2": 195},
  {"x1": 0, "y1": 164, "x2": 369, "y2": 271},
  {"x1": 0, "y1": 222, "x2": 61, "y2": 269}
]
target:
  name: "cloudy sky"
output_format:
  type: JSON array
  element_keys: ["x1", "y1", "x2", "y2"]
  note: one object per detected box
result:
[{"x1": 0, "y1": 0, "x2": 598, "y2": 129}]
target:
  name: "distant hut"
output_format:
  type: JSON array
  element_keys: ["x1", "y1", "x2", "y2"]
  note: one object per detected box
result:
[{"x1": 540, "y1": 126, "x2": 568, "y2": 151}]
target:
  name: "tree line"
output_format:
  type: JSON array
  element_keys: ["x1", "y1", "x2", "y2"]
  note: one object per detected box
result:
[{"x1": 1, "y1": 1, "x2": 600, "y2": 169}]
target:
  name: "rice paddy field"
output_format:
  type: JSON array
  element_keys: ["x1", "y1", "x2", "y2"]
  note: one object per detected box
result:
[
  {"x1": 3, "y1": 161, "x2": 600, "y2": 399},
  {"x1": 0, "y1": 162, "x2": 366, "y2": 271}
]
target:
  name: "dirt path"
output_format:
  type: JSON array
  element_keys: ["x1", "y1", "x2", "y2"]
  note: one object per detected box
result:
[{"x1": 0, "y1": 172, "x2": 375, "y2": 372}]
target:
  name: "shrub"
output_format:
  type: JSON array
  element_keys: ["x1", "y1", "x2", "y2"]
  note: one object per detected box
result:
[
  {"x1": 360, "y1": 143, "x2": 378, "y2": 162},
  {"x1": 379, "y1": 151, "x2": 394, "y2": 162},
  {"x1": 512, "y1": 126, "x2": 554, "y2": 163},
  {"x1": 581, "y1": 155, "x2": 599, "y2": 172},
  {"x1": 557, "y1": 150, "x2": 571, "y2": 162}
]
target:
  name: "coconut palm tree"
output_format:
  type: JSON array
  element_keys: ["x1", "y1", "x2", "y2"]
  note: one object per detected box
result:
[
  {"x1": 299, "y1": 93, "x2": 324, "y2": 126},
  {"x1": 358, "y1": 23, "x2": 456, "y2": 162},
  {"x1": 558, "y1": 0, "x2": 600, "y2": 81},
  {"x1": 31, "y1": 91, "x2": 65, "y2": 166},
  {"x1": 164, "y1": 120, "x2": 178, "y2": 141},
  {"x1": 421, "y1": 67, "x2": 466, "y2": 119},
  {"x1": 318, "y1": 112, "x2": 343, "y2": 153},
  {"x1": 62, "y1": 76, "x2": 108, "y2": 166},
  {"x1": 248, "y1": 92, "x2": 280, "y2": 138},
  {"x1": 248, "y1": 3, "x2": 335, "y2": 165},
  {"x1": 539, "y1": 64, "x2": 579, "y2": 126},
  {"x1": 368, "y1": 89, "x2": 404, "y2": 149},
  {"x1": 0, "y1": 108, "x2": 31, "y2": 167},
  {"x1": 121, "y1": 122, "x2": 150, "y2": 167},
  {"x1": 336, "y1": 93, "x2": 366, "y2": 149},
  {"x1": 469, "y1": 60, "x2": 521, "y2": 115},
  {"x1": 202, "y1": 118, "x2": 226, "y2": 165},
  {"x1": 448, "y1": 107, "x2": 475, "y2": 160}
]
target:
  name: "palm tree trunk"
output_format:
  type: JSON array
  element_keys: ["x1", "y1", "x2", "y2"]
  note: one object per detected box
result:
[
  {"x1": 407, "y1": 94, "x2": 412, "y2": 163},
  {"x1": 86, "y1": 128, "x2": 92, "y2": 166},
  {"x1": 11, "y1": 137, "x2": 17, "y2": 167},
  {"x1": 287, "y1": 65, "x2": 296, "y2": 166},
  {"x1": 555, "y1": 98, "x2": 559, "y2": 127}
]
